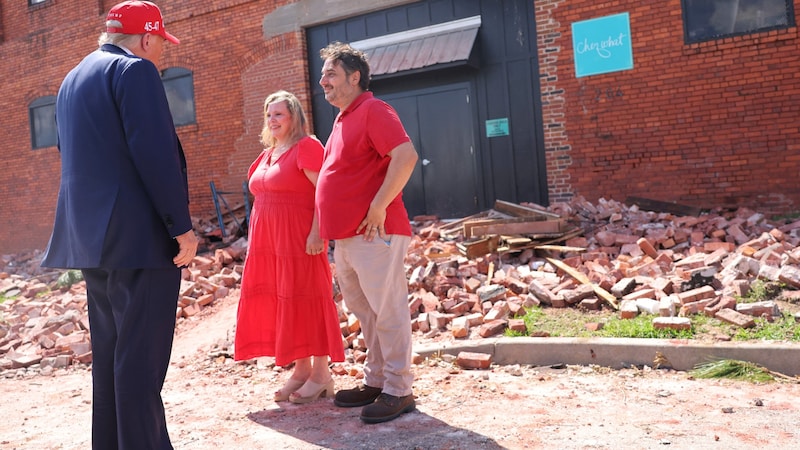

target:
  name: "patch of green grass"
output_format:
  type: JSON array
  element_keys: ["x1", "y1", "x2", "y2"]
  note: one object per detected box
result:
[
  {"x1": 504, "y1": 329, "x2": 527, "y2": 337},
  {"x1": 686, "y1": 313, "x2": 734, "y2": 336},
  {"x1": 516, "y1": 306, "x2": 694, "y2": 339},
  {"x1": 736, "y1": 280, "x2": 785, "y2": 303},
  {"x1": 598, "y1": 315, "x2": 694, "y2": 339},
  {"x1": 731, "y1": 313, "x2": 800, "y2": 341},
  {"x1": 519, "y1": 306, "x2": 599, "y2": 338},
  {"x1": 511, "y1": 301, "x2": 800, "y2": 341}
]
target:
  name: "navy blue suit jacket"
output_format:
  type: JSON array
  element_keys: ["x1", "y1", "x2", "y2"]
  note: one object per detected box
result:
[{"x1": 42, "y1": 44, "x2": 192, "y2": 270}]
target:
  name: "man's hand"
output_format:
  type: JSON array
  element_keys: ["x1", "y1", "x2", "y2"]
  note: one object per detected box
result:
[
  {"x1": 173, "y1": 229, "x2": 199, "y2": 267},
  {"x1": 358, "y1": 141, "x2": 417, "y2": 243},
  {"x1": 357, "y1": 205, "x2": 387, "y2": 242}
]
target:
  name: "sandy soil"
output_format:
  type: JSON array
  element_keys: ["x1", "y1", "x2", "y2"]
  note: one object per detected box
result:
[{"x1": 2, "y1": 291, "x2": 800, "y2": 450}]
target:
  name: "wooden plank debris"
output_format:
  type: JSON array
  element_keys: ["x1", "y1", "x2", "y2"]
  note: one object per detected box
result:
[
  {"x1": 438, "y1": 212, "x2": 489, "y2": 239},
  {"x1": 534, "y1": 244, "x2": 587, "y2": 253},
  {"x1": 493, "y1": 199, "x2": 561, "y2": 220},
  {"x1": 456, "y1": 235, "x2": 501, "y2": 259},
  {"x1": 445, "y1": 200, "x2": 582, "y2": 258},
  {"x1": 544, "y1": 256, "x2": 619, "y2": 310},
  {"x1": 464, "y1": 216, "x2": 566, "y2": 238}
]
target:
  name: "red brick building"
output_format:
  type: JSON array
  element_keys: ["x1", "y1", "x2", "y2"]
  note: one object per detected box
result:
[
  {"x1": 2, "y1": 0, "x2": 319, "y2": 254},
  {"x1": 1, "y1": 0, "x2": 798, "y2": 254},
  {"x1": 537, "y1": 0, "x2": 800, "y2": 210}
]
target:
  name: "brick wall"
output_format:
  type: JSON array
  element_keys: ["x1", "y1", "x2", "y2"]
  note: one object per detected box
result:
[
  {"x1": 0, "y1": 2, "x2": 102, "y2": 255},
  {"x1": 0, "y1": 0, "x2": 311, "y2": 254},
  {"x1": 536, "y1": 0, "x2": 800, "y2": 214},
  {"x1": 4, "y1": 0, "x2": 799, "y2": 254}
]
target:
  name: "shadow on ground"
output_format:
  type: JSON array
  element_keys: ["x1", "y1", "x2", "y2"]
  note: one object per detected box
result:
[{"x1": 247, "y1": 398, "x2": 504, "y2": 449}]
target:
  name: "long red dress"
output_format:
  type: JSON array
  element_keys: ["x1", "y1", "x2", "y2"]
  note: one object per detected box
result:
[{"x1": 234, "y1": 136, "x2": 344, "y2": 365}]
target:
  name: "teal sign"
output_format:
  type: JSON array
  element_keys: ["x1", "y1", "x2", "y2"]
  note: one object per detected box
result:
[
  {"x1": 572, "y1": 12, "x2": 633, "y2": 78},
  {"x1": 485, "y1": 118, "x2": 509, "y2": 138}
]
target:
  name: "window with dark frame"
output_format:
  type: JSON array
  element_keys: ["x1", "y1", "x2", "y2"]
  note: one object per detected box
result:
[
  {"x1": 29, "y1": 96, "x2": 57, "y2": 149},
  {"x1": 28, "y1": 0, "x2": 47, "y2": 5},
  {"x1": 161, "y1": 67, "x2": 197, "y2": 127},
  {"x1": 683, "y1": 0, "x2": 794, "y2": 43}
]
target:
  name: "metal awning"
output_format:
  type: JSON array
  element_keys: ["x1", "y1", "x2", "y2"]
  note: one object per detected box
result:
[{"x1": 351, "y1": 15, "x2": 481, "y2": 77}]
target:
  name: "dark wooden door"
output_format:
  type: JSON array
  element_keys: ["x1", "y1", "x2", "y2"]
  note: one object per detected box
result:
[{"x1": 381, "y1": 83, "x2": 479, "y2": 219}]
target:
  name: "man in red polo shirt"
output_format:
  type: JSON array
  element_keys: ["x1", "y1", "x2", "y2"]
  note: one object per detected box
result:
[{"x1": 316, "y1": 41, "x2": 419, "y2": 424}]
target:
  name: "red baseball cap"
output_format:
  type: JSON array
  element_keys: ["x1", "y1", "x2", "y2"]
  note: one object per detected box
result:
[{"x1": 106, "y1": 1, "x2": 180, "y2": 44}]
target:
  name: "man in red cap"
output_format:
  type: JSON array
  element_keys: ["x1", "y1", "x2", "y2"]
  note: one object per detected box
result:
[{"x1": 42, "y1": 1, "x2": 196, "y2": 448}]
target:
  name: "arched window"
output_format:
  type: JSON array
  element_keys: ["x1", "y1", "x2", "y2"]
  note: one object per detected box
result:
[
  {"x1": 29, "y1": 96, "x2": 57, "y2": 149},
  {"x1": 161, "y1": 67, "x2": 196, "y2": 126}
]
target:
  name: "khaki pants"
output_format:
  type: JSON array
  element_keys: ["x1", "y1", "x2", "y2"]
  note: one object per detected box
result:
[{"x1": 334, "y1": 234, "x2": 413, "y2": 397}]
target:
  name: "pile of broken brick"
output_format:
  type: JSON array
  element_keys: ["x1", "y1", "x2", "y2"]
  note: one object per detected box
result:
[
  {"x1": 0, "y1": 239, "x2": 248, "y2": 375},
  {"x1": 3, "y1": 195, "x2": 800, "y2": 375},
  {"x1": 404, "y1": 197, "x2": 800, "y2": 345}
]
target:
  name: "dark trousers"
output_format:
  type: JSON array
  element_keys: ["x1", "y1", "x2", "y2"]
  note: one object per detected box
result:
[{"x1": 82, "y1": 268, "x2": 180, "y2": 450}]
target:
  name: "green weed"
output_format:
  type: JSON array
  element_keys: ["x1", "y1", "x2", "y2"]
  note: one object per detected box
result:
[
  {"x1": 504, "y1": 329, "x2": 527, "y2": 337},
  {"x1": 0, "y1": 292, "x2": 14, "y2": 305},
  {"x1": 731, "y1": 313, "x2": 800, "y2": 341},
  {"x1": 520, "y1": 307, "x2": 598, "y2": 338},
  {"x1": 737, "y1": 280, "x2": 785, "y2": 303},
  {"x1": 691, "y1": 359, "x2": 775, "y2": 382},
  {"x1": 598, "y1": 315, "x2": 694, "y2": 339},
  {"x1": 515, "y1": 306, "x2": 697, "y2": 339},
  {"x1": 511, "y1": 304, "x2": 800, "y2": 342}
]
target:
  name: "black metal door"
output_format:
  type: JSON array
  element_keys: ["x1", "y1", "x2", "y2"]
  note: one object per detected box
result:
[{"x1": 381, "y1": 83, "x2": 479, "y2": 219}]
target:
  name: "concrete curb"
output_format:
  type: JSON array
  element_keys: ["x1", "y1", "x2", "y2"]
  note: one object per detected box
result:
[{"x1": 414, "y1": 337, "x2": 800, "y2": 376}]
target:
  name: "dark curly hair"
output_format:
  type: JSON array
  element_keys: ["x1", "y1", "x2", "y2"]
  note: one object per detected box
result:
[{"x1": 319, "y1": 41, "x2": 371, "y2": 91}]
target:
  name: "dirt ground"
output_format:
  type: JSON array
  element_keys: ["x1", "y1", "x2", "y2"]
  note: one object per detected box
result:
[{"x1": 2, "y1": 290, "x2": 800, "y2": 450}]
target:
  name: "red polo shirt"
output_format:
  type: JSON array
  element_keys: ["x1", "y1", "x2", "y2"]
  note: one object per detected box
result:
[{"x1": 317, "y1": 92, "x2": 413, "y2": 240}]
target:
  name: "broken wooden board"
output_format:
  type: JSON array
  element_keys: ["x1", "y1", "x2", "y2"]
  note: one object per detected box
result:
[
  {"x1": 456, "y1": 235, "x2": 501, "y2": 259},
  {"x1": 493, "y1": 199, "x2": 561, "y2": 220},
  {"x1": 464, "y1": 217, "x2": 566, "y2": 238},
  {"x1": 496, "y1": 226, "x2": 584, "y2": 253},
  {"x1": 534, "y1": 244, "x2": 587, "y2": 253},
  {"x1": 503, "y1": 236, "x2": 533, "y2": 247},
  {"x1": 438, "y1": 212, "x2": 490, "y2": 239},
  {"x1": 544, "y1": 256, "x2": 619, "y2": 310},
  {"x1": 440, "y1": 212, "x2": 489, "y2": 231},
  {"x1": 625, "y1": 196, "x2": 703, "y2": 217}
]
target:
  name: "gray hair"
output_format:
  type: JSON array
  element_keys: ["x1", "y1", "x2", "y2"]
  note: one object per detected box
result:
[{"x1": 97, "y1": 20, "x2": 142, "y2": 48}]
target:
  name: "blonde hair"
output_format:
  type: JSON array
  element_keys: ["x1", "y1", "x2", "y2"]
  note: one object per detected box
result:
[{"x1": 259, "y1": 90, "x2": 307, "y2": 149}]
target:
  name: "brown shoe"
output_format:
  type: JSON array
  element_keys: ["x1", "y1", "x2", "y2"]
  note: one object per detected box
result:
[
  {"x1": 333, "y1": 384, "x2": 382, "y2": 407},
  {"x1": 359, "y1": 393, "x2": 415, "y2": 423}
]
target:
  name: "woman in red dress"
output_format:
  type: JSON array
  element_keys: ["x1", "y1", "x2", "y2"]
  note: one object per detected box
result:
[{"x1": 234, "y1": 90, "x2": 344, "y2": 404}]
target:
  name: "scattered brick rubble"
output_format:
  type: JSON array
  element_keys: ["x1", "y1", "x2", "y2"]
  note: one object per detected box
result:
[
  {"x1": 0, "y1": 239, "x2": 248, "y2": 376},
  {"x1": 3, "y1": 196, "x2": 800, "y2": 376}
]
